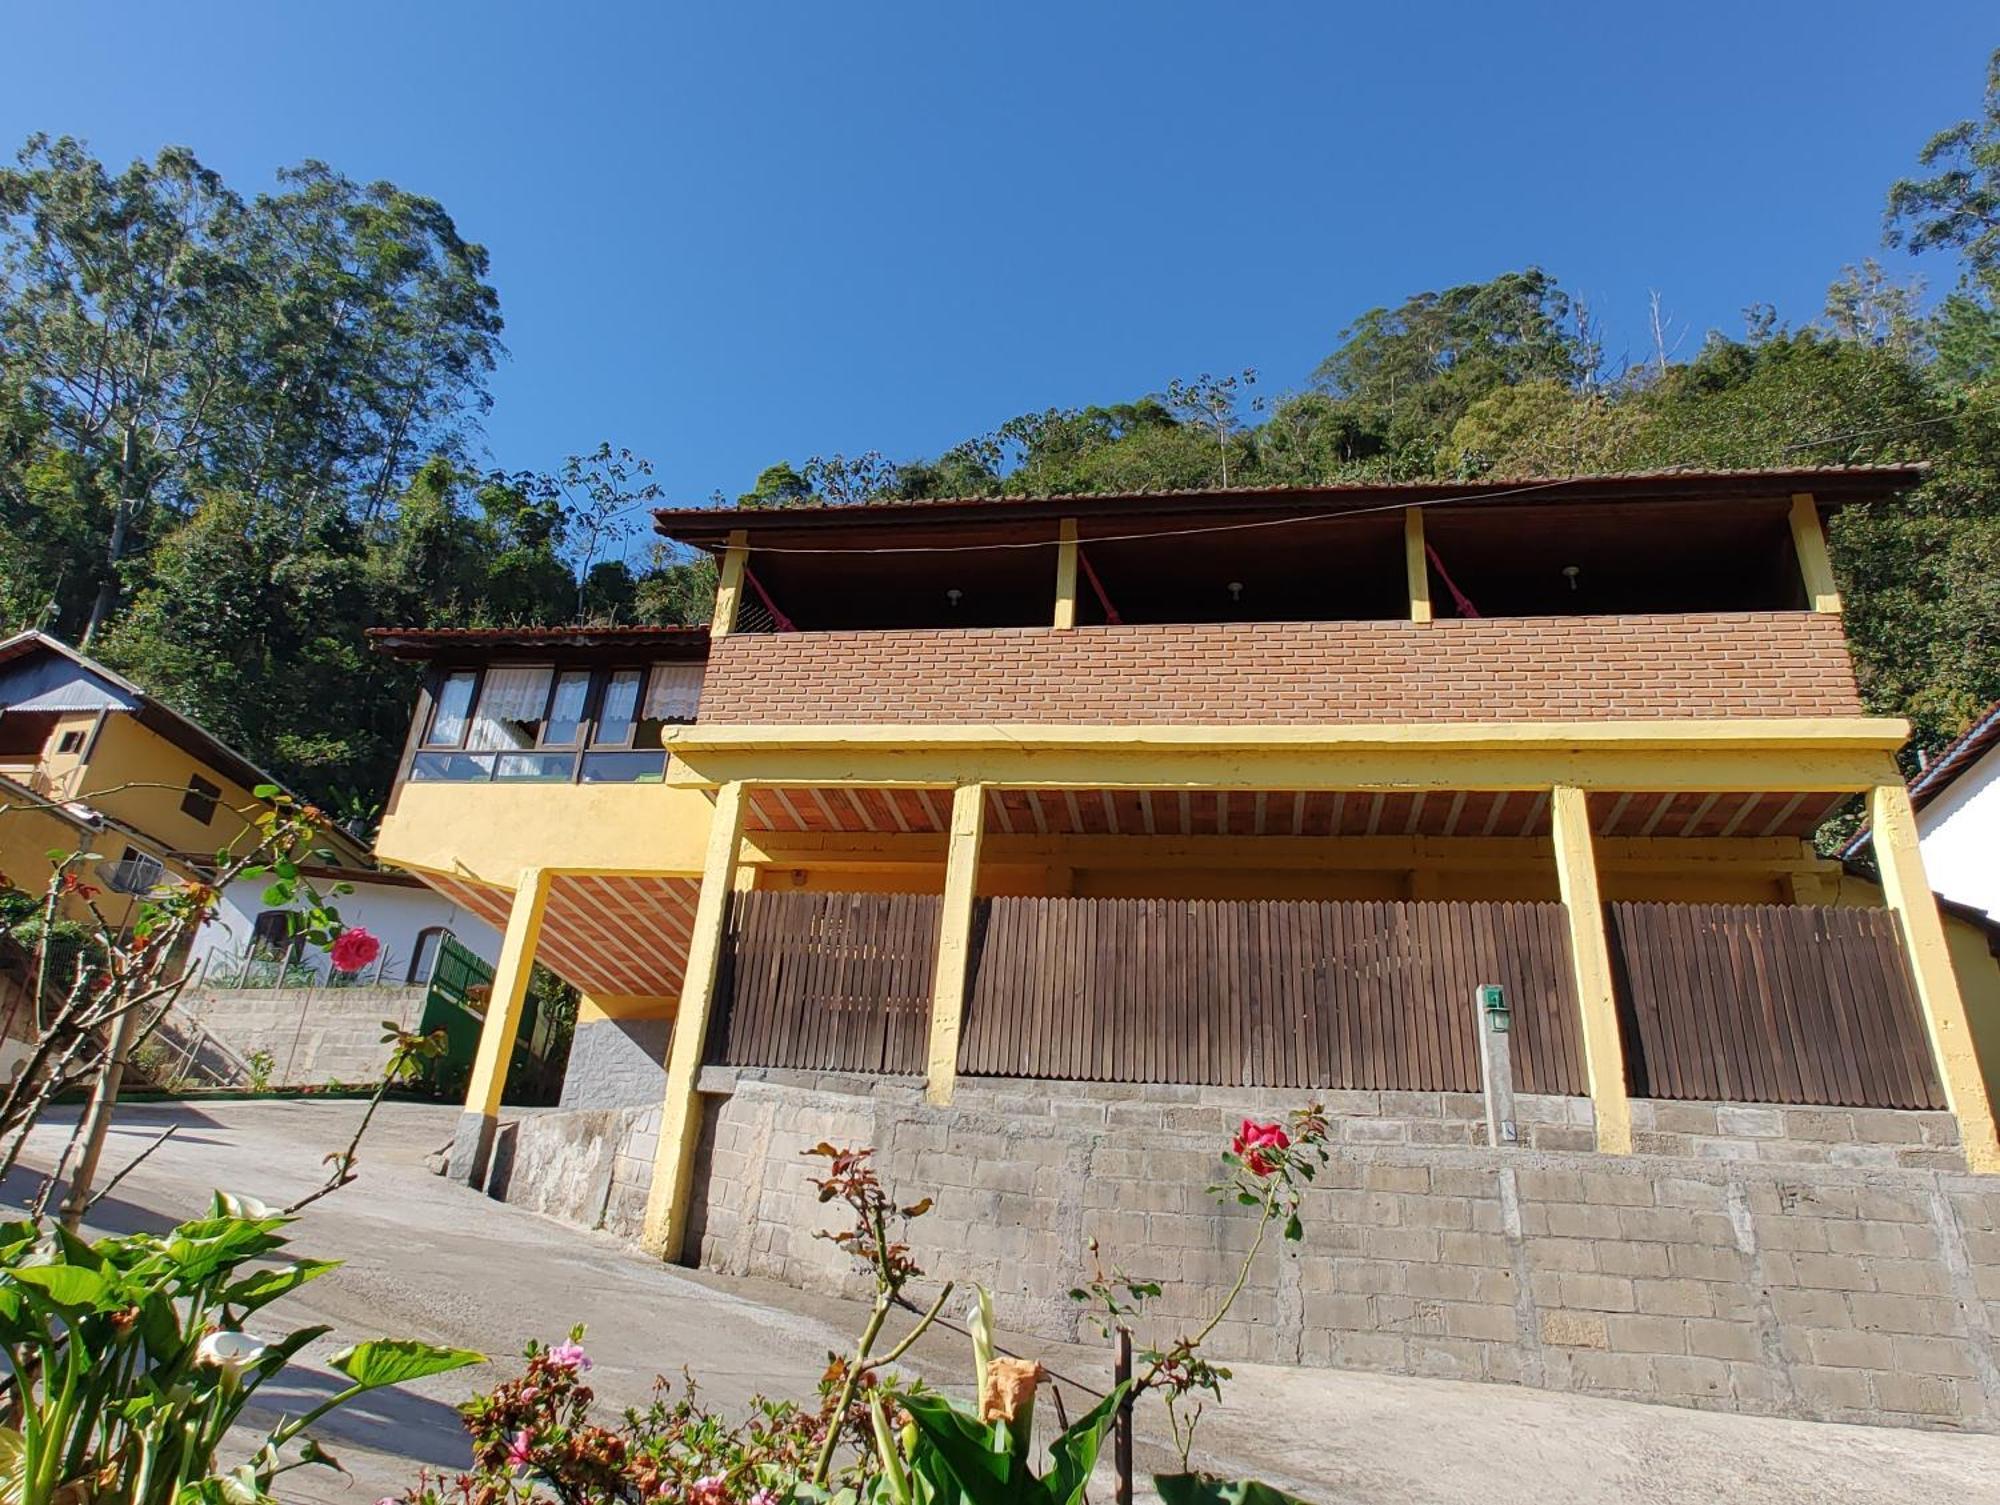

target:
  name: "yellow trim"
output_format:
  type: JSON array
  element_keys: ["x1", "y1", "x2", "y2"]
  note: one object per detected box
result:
[
  {"x1": 925, "y1": 784, "x2": 987, "y2": 1104},
  {"x1": 1549, "y1": 786, "x2": 1631, "y2": 1154},
  {"x1": 1053, "y1": 518, "x2": 1079, "y2": 630},
  {"x1": 711, "y1": 528, "x2": 750, "y2": 638},
  {"x1": 462, "y1": 867, "x2": 551, "y2": 1119},
  {"x1": 1405, "y1": 508, "x2": 1432, "y2": 623},
  {"x1": 578, "y1": 993, "x2": 674, "y2": 1022},
  {"x1": 641, "y1": 780, "x2": 747, "y2": 1257},
  {"x1": 1789, "y1": 494, "x2": 1843, "y2": 614},
  {"x1": 1869, "y1": 783, "x2": 2000, "y2": 1171}
]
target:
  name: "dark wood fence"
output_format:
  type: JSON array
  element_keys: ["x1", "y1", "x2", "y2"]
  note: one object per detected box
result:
[
  {"x1": 709, "y1": 890, "x2": 938, "y2": 1075},
  {"x1": 1609, "y1": 903, "x2": 1944, "y2": 1110},
  {"x1": 958, "y1": 897, "x2": 1585, "y2": 1093}
]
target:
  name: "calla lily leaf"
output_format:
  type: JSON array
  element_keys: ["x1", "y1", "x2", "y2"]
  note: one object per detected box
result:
[{"x1": 329, "y1": 1339, "x2": 485, "y2": 1390}]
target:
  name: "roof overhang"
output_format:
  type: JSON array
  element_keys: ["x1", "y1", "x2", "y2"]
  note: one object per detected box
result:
[{"x1": 365, "y1": 626, "x2": 711, "y2": 664}]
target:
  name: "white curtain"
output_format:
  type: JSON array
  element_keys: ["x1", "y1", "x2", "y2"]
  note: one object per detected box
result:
[
  {"x1": 468, "y1": 665, "x2": 552, "y2": 749},
  {"x1": 642, "y1": 664, "x2": 703, "y2": 721}
]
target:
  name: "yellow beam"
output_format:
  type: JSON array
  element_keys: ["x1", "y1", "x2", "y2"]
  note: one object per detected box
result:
[
  {"x1": 446, "y1": 865, "x2": 551, "y2": 1183},
  {"x1": 711, "y1": 528, "x2": 750, "y2": 637},
  {"x1": 641, "y1": 780, "x2": 748, "y2": 1258},
  {"x1": 1870, "y1": 782, "x2": 2000, "y2": 1171},
  {"x1": 1549, "y1": 785, "x2": 1631, "y2": 1154},
  {"x1": 1405, "y1": 508, "x2": 1432, "y2": 623},
  {"x1": 1789, "y1": 494, "x2": 1843, "y2": 614},
  {"x1": 926, "y1": 783, "x2": 988, "y2": 1104},
  {"x1": 1054, "y1": 518, "x2": 1080, "y2": 630}
]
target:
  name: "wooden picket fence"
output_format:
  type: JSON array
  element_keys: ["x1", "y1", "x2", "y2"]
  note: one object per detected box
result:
[
  {"x1": 957, "y1": 896, "x2": 1585, "y2": 1093},
  {"x1": 1608, "y1": 902, "x2": 1944, "y2": 1110}
]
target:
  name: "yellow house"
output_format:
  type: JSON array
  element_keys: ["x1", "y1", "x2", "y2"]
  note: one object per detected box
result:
[{"x1": 368, "y1": 466, "x2": 2000, "y2": 1262}]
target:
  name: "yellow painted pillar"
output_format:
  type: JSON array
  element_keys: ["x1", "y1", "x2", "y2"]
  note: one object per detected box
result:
[
  {"x1": 1789, "y1": 493, "x2": 1843, "y2": 614},
  {"x1": 926, "y1": 783, "x2": 988, "y2": 1105},
  {"x1": 446, "y1": 866, "x2": 552, "y2": 1185},
  {"x1": 1549, "y1": 785, "x2": 1632, "y2": 1154},
  {"x1": 712, "y1": 528, "x2": 750, "y2": 637},
  {"x1": 641, "y1": 780, "x2": 748, "y2": 1258},
  {"x1": 1404, "y1": 507, "x2": 1432, "y2": 623},
  {"x1": 1053, "y1": 519, "x2": 1080, "y2": 629},
  {"x1": 1870, "y1": 782, "x2": 2000, "y2": 1171}
]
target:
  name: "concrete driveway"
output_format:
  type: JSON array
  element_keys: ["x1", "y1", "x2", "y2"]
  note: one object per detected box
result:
[{"x1": 9, "y1": 1099, "x2": 2000, "y2": 1505}]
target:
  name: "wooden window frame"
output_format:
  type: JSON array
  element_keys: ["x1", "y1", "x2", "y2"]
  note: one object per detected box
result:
[
  {"x1": 422, "y1": 667, "x2": 485, "y2": 750},
  {"x1": 586, "y1": 666, "x2": 647, "y2": 751}
]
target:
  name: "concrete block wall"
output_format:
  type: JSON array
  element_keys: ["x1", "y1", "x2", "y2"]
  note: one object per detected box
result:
[
  {"x1": 489, "y1": 1102, "x2": 660, "y2": 1235},
  {"x1": 172, "y1": 984, "x2": 427, "y2": 1086},
  {"x1": 678, "y1": 1072, "x2": 2000, "y2": 1431}
]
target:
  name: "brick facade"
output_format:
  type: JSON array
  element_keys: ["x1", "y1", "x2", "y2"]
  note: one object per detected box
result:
[{"x1": 698, "y1": 613, "x2": 1861, "y2": 725}]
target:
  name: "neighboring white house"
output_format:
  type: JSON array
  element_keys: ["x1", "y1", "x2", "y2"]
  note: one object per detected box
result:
[
  {"x1": 186, "y1": 864, "x2": 503, "y2": 987},
  {"x1": 1907, "y1": 703, "x2": 2000, "y2": 920}
]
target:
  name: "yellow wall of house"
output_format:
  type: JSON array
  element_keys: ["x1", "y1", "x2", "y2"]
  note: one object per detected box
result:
[
  {"x1": 68, "y1": 716, "x2": 273, "y2": 860},
  {"x1": 0, "y1": 798, "x2": 104, "y2": 925},
  {"x1": 578, "y1": 993, "x2": 677, "y2": 1023},
  {"x1": 376, "y1": 780, "x2": 715, "y2": 888}
]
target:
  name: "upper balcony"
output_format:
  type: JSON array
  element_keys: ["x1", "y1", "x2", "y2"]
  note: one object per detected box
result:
[{"x1": 655, "y1": 466, "x2": 1918, "y2": 730}]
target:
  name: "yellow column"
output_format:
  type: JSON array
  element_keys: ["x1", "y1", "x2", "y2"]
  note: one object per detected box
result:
[
  {"x1": 926, "y1": 783, "x2": 988, "y2": 1105},
  {"x1": 712, "y1": 528, "x2": 750, "y2": 637},
  {"x1": 446, "y1": 866, "x2": 552, "y2": 1184},
  {"x1": 1789, "y1": 493, "x2": 1843, "y2": 614},
  {"x1": 1870, "y1": 782, "x2": 2000, "y2": 1171},
  {"x1": 1549, "y1": 785, "x2": 1631, "y2": 1153},
  {"x1": 642, "y1": 780, "x2": 748, "y2": 1257},
  {"x1": 1053, "y1": 518, "x2": 1080, "y2": 629},
  {"x1": 1404, "y1": 507, "x2": 1432, "y2": 623}
]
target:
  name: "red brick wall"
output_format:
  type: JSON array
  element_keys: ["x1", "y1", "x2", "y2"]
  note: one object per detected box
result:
[{"x1": 697, "y1": 613, "x2": 1862, "y2": 724}]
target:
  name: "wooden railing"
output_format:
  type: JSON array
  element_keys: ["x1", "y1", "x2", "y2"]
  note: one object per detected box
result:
[
  {"x1": 709, "y1": 890, "x2": 939, "y2": 1075},
  {"x1": 958, "y1": 897, "x2": 1585, "y2": 1093},
  {"x1": 1608, "y1": 903, "x2": 1944, "y2": 1110}
]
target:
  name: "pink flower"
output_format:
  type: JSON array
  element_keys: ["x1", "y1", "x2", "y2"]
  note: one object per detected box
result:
[
  {"x1": 687, "y1": 1477, "x2": 728, "y2": 1505},
  {"x1": 504, "y1": 1430, "x2": 534, "y2": 1469},
  {"x1": 747, "y1": 1491, "x2": 777, "y2": 1505},
  {"x1": 1232, "y1": 1118, "x2": 1291, "y2": 1177},
  {"x1": 329, "y1": 927, "x2": 382, "y2": 974},
  {"x1": 546, "y1": 1339, "x2": 592, "y2": 1372}
]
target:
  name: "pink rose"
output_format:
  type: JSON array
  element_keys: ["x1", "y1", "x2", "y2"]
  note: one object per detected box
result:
[
  {"x1": 1232, "y1": 1118, "x2": 1291, "y2": 1177},
  {"x1": 329, "y1": 927, "x2": 382, "y2": 974},
  {"x1": 546, "y1": 1339, "x2": 592, "y2": 1372},
  {"x1": 505, "y1": 1429, "x2": 534, "y2": 1468}
]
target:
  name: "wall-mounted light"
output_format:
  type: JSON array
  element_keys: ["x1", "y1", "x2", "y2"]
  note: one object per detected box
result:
[
  {"x1": 1227, "y1": 581, "x2": 1245, "y2": 602},
  {"x1": 946, "y1": 588, "x2": 963, "y2": 608},
  {"x1": 1562, "y1": 565, "x2": 1581, "y2": 592}
]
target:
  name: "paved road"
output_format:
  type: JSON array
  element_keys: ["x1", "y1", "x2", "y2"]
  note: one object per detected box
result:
[{"x1": 9, "y1": 1100, "x2": 2000, "y2": 1504}]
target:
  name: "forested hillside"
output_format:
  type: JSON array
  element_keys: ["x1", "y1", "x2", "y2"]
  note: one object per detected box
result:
[{"x1": 4, "y1": 52, "x2": 2000, "y2": 829}]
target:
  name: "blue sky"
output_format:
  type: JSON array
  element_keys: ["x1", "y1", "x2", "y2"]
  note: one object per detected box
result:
[{"x1": 7, "y1": 5, "x2": 1994, "y2": 509}]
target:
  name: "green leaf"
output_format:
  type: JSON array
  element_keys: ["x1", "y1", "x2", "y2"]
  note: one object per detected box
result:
[
  {"x1": 328, "y1": 1338, "x2": 484, "y2": 1390},
  {"x1": 1152, "y1": 1477, "x2": 1312, "y2": 1505},
  {"x1": 260, "y1": 882, "x2": 293, "y2": 907},
  {"x1": 899, "y1": 1392, "x2": 1022, "y2": 1505},
  {"x1": 220, "y1": 1259, "x2": 340, "y2": 1313},
  {"x1": 253, "y1": 784, "x2": 280, "y2": 800},
  {"x1": 1045, "y1": 1383, "x2": 1128, "y2": 1505},
  {"x1": 10, "y1": 1262, "x2": 111, "y2": 1309}
]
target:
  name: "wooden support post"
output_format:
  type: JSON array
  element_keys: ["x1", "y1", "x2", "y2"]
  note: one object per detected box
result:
[
  {"x1": 1404, "y1": 507, "x2": 1432, "y2": 623},
  {"x1": 1549, "y1": 786, "x2": 1631, "y2": 1154},
  {"x1": 1789, "y1": 493, "x2": 1843, "y2": 614},
  {"x1": 712, "y1": 528, "x2": 750, "y2": 637},
  {"x1": 447, "y1": 866, "x2": 552, "y2": 1185},
  {"x1": 1871, "y1": 782, "x2": 2000, "y2": 1171},
  {"x1": 642, "y1": 781, "x2": 749, "y2": 1257},
  {"x1": 1053, "y1": 518, "x2": 1080, "y2": 630},
  {"x1": 926, "y1": 783, "x2": 988, "y2": 1105}
]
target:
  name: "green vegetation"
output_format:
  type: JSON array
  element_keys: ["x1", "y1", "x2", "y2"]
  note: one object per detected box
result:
[{"x1": 5, "y1": 51, "x2": 2000, "y2": 818}]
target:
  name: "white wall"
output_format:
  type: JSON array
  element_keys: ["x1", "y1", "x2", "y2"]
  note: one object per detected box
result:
[
  {"x1": 186, "y1": 874, "x2": 502, "y2": 986},
  {"x1": 1918, "y1": 743, "x2": 2000, "y2": 919}
]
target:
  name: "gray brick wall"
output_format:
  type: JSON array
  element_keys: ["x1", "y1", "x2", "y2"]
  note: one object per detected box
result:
[
  {"x1": 172, "y1": 984, "x2": 427, "y2": 1086},
  {"x1": 675, "y1": 1072, "x2": 2000, "y2": 1431}
]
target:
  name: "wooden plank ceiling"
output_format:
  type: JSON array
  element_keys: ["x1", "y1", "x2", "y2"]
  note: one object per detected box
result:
[
  {"x1": 426, "y1": 872, "x2": 699, "y2": 1001},
  {"x1": 743, "y1": 786, "x2": 1846, "y2": 841}
]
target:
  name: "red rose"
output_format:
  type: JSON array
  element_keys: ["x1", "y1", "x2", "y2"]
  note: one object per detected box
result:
[
  {"x1": 1232, "y1": 1118, "x2": 1291, "y2": 1176},
  {"x1": 329, "y1": 926, "x2": 382, "y2": 974}
]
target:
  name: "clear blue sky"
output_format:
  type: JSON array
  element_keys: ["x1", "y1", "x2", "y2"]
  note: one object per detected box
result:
[{"x1": 7, "y1": 5, "x2": 1994, "y2": 507}]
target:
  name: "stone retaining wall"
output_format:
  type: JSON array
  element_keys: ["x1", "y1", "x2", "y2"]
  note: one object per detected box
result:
[
  {"x1": 171, "y1": 984, "x2": 427, "y2": 1086},
  {"x1": 678, "y1": 1072, "x2": 2000, "y2": 1431}
]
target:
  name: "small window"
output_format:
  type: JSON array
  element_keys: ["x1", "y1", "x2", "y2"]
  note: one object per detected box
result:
[
  {"x1": 181, "y1": 774, "x2": 221, "y2": 825},
  {"x1": 408, "y1": 926, "x2": 447, "y2": 984},
  {"x1": 592, "y1": 669, "x2": 644, "y2": 748},
  {"x1": 250, "y1": 909, "x2": 298, "y2": 960},
  {"x1": 56, "y1": 730, "x2": 86, "y2": 755},
  {"x1": 426, "y1": 670, "x2": 478, "y2": 746},
  {"x1": 540, "y1": 670, "x2": 591, "y2": 747}
]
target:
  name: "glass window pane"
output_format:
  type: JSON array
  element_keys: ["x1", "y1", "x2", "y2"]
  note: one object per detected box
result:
[
  {"x1": 468, "y1": 665, "x2": 553, "y2": 750},
  {"x1": 428, "y1": 671, "x2": 477, "y2": 745},
  {"x1": 543, "y1": 670, "x2": 590, "y2": 746},
  {"x1": 595, "y1": 670, "x2": 641, "y2": 746},
  {"x1": 580, "y1": 750, "x2": 667, "y2": 783}
]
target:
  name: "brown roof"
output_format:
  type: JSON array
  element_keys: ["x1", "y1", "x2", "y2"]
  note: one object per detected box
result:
[
  {"x1": 652, "y1": 465, "x2": 1929, "y2": 548},
  {"x1": 365, "y1": 625, "x2": 710, "y2": 662}
]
